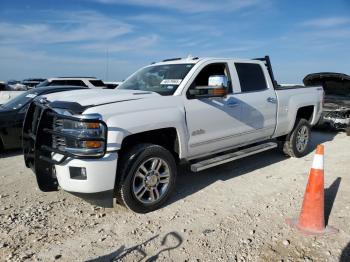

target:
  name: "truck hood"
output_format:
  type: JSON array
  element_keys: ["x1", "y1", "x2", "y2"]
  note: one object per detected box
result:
[
  {"x1": 303, "y1": 72, "x2": 350, "y2": 96},
  {"x1": 324, "y1": 95, "x2": 350, "y2": 110},
  {"x1": 42, "y1": 89, "x2": 160, "y2": 108}
]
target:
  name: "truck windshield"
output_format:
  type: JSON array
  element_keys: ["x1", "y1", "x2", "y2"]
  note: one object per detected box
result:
[{"x1": 118, "y1": 64, "x2": 194, "y2": 95}]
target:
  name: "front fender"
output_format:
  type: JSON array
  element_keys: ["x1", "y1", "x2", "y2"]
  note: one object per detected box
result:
[{"x1": 92, "y1": 105, "x2": 189, "y2": 159}]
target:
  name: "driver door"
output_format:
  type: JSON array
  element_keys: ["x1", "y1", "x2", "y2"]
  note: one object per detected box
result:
[{"x1": 184, "y1": 62, "x2": 245, "y2": 158}]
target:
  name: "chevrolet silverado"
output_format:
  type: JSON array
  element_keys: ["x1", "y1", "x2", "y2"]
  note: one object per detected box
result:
[{"x1": 23, "y1": 56, "x2": 323, "y2": 213}]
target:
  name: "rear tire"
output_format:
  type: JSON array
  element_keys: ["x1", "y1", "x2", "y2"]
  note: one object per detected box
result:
[
  {"x1": 280, "y1": 118, "x2": 311, "y2": 158},
  {"x1": 116, "y1": 143, "x2": 177, "y2": 213}
]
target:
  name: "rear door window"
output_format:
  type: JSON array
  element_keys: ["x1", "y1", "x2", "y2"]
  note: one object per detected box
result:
[
  {"x1": 48, "y1": 80, "x2": 87, "y2": 87},
  {"x1": 49, "y1": 80, "x2": 66, "y2": 86},
  {"x1": 89, "y1": 80, "x2": 105, "y2": 87},
  {"x1": 65, "y1": 80, "x2": 87, "y2": 87},
  {"x1": 235, "y1": 63, "x2": 267, "y2": 92}
]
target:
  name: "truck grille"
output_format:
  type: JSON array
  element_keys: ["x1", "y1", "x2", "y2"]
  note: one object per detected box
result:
[{"x1": 52, "y1": 118, "x2": 66, "y2": 151}]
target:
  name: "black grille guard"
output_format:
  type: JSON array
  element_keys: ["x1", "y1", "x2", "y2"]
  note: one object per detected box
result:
[{"x1": 22, "y1": 100, "x2": 107, "y2": 191}]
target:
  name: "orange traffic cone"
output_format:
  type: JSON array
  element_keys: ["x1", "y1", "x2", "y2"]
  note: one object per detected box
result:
[{"x1": 286, "y1": 144, "x2": 338, "y2": 235}]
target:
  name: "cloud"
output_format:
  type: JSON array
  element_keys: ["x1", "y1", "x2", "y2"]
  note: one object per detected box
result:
[
  {"x1": 94, "y1": 0, "x2": 263, "y2": 13},
  {"x1": 301, "y1": 17, "x2": 350, "y2": 28},
  {"x1": 0, "y1": 10, "x2": 132, "y2": 45},
  {"x1": 0, "y1": 9, "x2": 161, "y2": 80},
  {"x1": 278, "y1": 16, "x2": 350, "y2": 52},
  {"x1": 0, "y1": 45, "x2": 140, "y2": 80},
  {"x1": 127, "y1": 14, "x2": 178, "y2": 24},
  {"x1": 80, "y1": 34, "x2": 160, "y2": 53}
]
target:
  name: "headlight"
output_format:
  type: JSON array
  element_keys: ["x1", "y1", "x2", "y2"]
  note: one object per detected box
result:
[
  {"x1": 61, "y1": 119, "x2": 105, "y2": 138},
  {"x1": 53, "y1": 115, "x2": 107, "y2": 157}
]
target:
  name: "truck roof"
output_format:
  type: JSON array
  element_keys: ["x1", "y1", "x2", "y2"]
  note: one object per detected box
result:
[
  {"x1": 48, "y1": 77, "x2": 97, "y2": 80},
  {"x1": 151, "y1": 55, "x2": 277, "y2": 88},
  {"x1": 152, "y1": 56, "x2": 265, "y2": 66}
]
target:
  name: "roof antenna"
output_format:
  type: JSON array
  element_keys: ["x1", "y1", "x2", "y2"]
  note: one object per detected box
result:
[{"x1": 105, "y1": 46, "x2": 109, "y2": 81}]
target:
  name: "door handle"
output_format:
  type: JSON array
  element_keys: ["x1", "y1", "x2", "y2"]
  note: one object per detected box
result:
[{"x1": 267, "y1": 97, "x2": 277, "y2": 103}]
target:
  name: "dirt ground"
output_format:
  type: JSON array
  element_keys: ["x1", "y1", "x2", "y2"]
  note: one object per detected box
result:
[{"x1": 0, "y1": 130, "x2": 349, "y2": 262}]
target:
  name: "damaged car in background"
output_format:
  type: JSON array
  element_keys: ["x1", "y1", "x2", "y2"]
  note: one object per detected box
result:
[{"x1": 304, "y1": 72, "x2": 350, "y2": 135}]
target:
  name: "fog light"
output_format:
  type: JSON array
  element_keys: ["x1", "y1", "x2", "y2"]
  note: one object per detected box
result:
[{"x1": 69, "y1": 167, "x2": 87, "y2": 180}]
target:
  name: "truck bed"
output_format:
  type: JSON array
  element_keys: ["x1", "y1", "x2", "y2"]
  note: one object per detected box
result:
[
  {"x1": 275, "y1": 84, "x2": 314, "y2": 90},
  {"x1": 273, "y1": 85, "x2": 324, "y2": 137}
]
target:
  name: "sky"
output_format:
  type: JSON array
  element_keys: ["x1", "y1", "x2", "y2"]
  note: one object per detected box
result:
[{"x1": 0, "y1": 0, "x2": 349, "y2": 83}]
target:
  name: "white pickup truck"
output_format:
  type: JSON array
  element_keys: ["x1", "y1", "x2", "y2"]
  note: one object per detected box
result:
[{"x1": 23, "y1": 56, "x2": 323, "y2": 213}]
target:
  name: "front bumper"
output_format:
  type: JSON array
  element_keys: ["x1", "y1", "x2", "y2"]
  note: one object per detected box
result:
[
  {"x1": 54, "y1": 152, "x2": 118, "y2": 193},
  {"x1": 54, "y1": 152, "x2": 118, "y2": 207},
  {"x1": 23, "y1": 100, "x2": 118, "y2": 207}
]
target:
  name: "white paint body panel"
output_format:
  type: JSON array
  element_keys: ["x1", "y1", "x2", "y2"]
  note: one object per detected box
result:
[
  {"x1": 54, "y1": 153, "x2": 118, "y2": 193},
  {"x1": 41, "y1": 57, "x2": 323, "y2": 194},
  {"x1": 274, "y1": 87, "x2": 323, "y2": 137}
]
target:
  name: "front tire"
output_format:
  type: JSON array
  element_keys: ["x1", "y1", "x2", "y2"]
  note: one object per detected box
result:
[
  {"x1": 116, "y1": 144, "x2": 177, "y2": 213},
  {"x1": 280, "y1": 118, "x2": 311, "y2": 158}
]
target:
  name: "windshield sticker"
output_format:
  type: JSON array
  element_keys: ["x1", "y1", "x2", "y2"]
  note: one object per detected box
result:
[
  {"x1": 25, "y1": 94, "x2": 37, "y2": 98},
  {"x1": 160, "y1": 79, "x2": 182, "y2": 85},
  {"x1": 166, "y1": 86, "x2": 175, "y2": 89}
]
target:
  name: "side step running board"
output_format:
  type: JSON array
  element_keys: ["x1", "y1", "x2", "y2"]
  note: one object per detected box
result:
[{"x1": 190, "y1": 142, "x2": 277, "y2": 172}]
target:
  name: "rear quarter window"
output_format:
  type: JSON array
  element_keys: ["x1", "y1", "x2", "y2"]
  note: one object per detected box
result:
[{"x1": 235, "y1": 63, "x2": 267, "y2": 92}]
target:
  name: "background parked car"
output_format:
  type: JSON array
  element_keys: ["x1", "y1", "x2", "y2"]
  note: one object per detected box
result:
[
  {"x1": 0, "y1": 81, "x2": 26, "y2": 105},
  {"x1": 304, "y1": 72, "x2": 350, "y2": 135},
  {"x1": 6, "y1": 80, "x2": 27, "y2": 91},
  {"x1": 0, "y1": 85, "x2": 88, "y2": 151},
  {"x1": 103, "y1": 81, "x2": 122, "y2": 89},
  {"x1": 0, "y1": 77, "x2": 107, "y2": 106},
  {"x1": 21, "y1": 78, "x2": 46, "y2": 89},
  {"x1": 0, "y1": 81, "x2": 6, "y2": 90},
  {"x1": 37, "y1": 77, "x2": 106, "y2": 88}
]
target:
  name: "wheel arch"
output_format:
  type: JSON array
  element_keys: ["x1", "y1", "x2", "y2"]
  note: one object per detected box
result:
[
  {"x1": 119, "y1": 127, "x2": 181, "y2": 162},
  {"x1": 295, "y1": 105, "x2": 315, "y2": 123}
]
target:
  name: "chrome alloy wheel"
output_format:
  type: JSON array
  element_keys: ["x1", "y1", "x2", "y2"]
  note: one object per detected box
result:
[
  {"x1": 132, "y1": 157, "x2": 171, "y2": 204},
  {"x1": 296, "y1": 125, "x2": 309, "y2": 152}
]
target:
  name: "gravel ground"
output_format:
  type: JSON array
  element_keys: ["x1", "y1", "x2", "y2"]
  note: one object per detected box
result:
[{"x1": 0, "y1": 130, "x2": 349, "y2": 262}]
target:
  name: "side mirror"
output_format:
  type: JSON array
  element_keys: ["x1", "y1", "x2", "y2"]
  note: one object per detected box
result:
[
  {"x1": 208, "y1": 75, "x2": 228, "y2": 88},
  {"x1": 188, "y1": 75, "x2": 228, "y2": 98}
]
